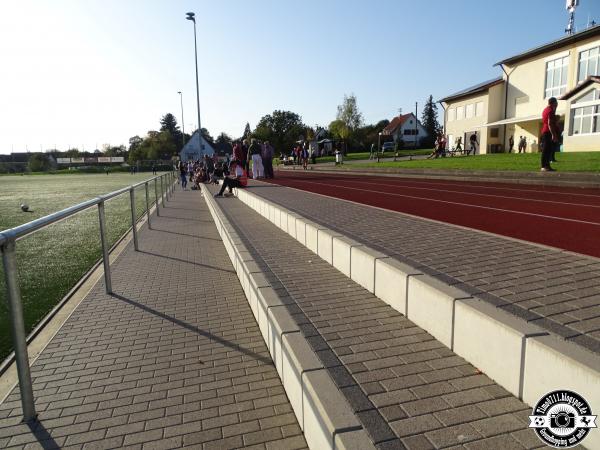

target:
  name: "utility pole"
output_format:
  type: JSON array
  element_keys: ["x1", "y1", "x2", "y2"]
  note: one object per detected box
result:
[{"x1": 414, "y1": 102, "x2": 418, "y2": 149}]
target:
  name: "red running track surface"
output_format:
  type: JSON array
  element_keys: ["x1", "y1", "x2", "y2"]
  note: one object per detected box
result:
[{"x1": 264, "y1": 170, "x2": 600, "y2": 258}]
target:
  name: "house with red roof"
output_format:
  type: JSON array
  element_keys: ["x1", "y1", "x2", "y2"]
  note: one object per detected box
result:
[{"x1": 382, "y1": 113, "x2": 428, "y2": 148}]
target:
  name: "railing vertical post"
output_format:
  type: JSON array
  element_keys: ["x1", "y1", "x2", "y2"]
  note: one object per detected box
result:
[
  {"x1": 97, "y1": 201, "x2": 112, "y2": 294},
  {"x1": 154, "y1": 178, "x2": 160, "y2": 216},
  {"x1": 1, "y1": 240, "x2": 36, "y2": 422},
  {"x1": 165, "y1": 174, "x2": 170, "y2": 201},
  {"x1": 144, "y1": 182, "x2": 151, "y2": 230},
  {"x1": 129, "y1": 188, "x2": 139, "y2": 251},
  {"x1": 160, "y1": 176, "x2": 165, "y2": 207}
]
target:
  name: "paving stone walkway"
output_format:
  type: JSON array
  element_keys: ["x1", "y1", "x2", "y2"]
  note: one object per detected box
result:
[
  {"x1": 211, "y1": 187, "x2": 543, "y2": 450},
  {"x1": 245, "y1": 181, "x2": 600, "y2": 354},
  {"x1": 0, "y1": 190, "x2": 307, "y2": 450}
]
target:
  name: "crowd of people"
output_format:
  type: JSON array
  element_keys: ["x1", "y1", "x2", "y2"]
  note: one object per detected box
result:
[{"x1": 175, "y1": 137, "x2": 279, "y2": 198}]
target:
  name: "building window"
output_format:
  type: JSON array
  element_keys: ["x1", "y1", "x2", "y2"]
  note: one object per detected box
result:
[
  {"x1": 465, "y1": 104, "x2": 474, "y2": 119},
  {"x1": 545, "y1": 56, "x2": 569, "y2": 98},
  {"x1": 578, "y1": 46, "x2": 600, "y2": 83},
  {"x1": 571, "y1": 105, "x2": 600, "y2": 135},
  {"x1": 570, "y1": 88, "x2": 600, "y2": 135},
  {"x1": 403, "y1": 129, "x2": 418, "y2": 135},
  {"x1": 490, "y1": 128, "x2": 499, "y2": 138},
  {"x1": 447, "y1": 108, "x2": 456, "y2": 122},
  {"x1": 456, "y1": 106, "x2": 464, "y2": 120},
  {"x1": 475, "y1": 102, "x2": 484, "y2": 117}
]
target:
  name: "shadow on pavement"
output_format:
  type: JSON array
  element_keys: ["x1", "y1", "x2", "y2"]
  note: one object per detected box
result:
[{"x1": 110, "y1": 293, "x2": 274, "y2": 366}]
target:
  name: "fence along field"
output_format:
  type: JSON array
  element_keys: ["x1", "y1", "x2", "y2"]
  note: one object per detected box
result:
[{"x1": 0, "y1": 173, "x2": 165, "y2": 363}]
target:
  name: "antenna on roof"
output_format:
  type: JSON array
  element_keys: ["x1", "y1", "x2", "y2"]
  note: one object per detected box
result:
[{"x1": 566, "y1": 0, "x2": 579, "y2": 35}]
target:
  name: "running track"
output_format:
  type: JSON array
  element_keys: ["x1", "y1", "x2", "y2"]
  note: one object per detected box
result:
[{"x1": 265, "y1": 170, "x2": 600, "y2": 258}]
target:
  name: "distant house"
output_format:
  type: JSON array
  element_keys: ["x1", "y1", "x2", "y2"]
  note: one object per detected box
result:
[
  {"x1": 382, "y1": 113, "x2": 428, "y2": 147},
  {"x1": 179, "y1": 131, "x2": 215, "y2": 161}
]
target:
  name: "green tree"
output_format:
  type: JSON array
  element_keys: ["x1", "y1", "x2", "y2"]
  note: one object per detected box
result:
[
  {"x1": 160, "y1": 113, "x2": 184, "y2": 151},
  {"x1": 328, "y1": 119, "x2": 349, "y2": 142},
  {"x1": 216, "y1": 132, "x2": 233, "y2": 146},
  {"x1": 335, "y1": 94, "x2": 363, "y2": 152},
  {"x1": 103, "y1": 145, "x2": 127, "y2": 157},
  {"x1": 28, "y1": 153, "x2": 50, "y2": 172},
  {"x1": 337, "y1": 94, "x2": 363, "y2": 131},
  {"x1": 421, "y1": 95, "x2": 440, "y2": 148},
  {"x1": 64, "y1": 148, "x2": 80, "y2": 158},
  {"x1": 242, "y1": 123, "x2": 252, "y2": 141},
  {"x1": 128, "y1": 136, "x2": 143, "y2": 153},
  {"x1": 253, "y1": 110, "x2": 305, "y2": 156}
]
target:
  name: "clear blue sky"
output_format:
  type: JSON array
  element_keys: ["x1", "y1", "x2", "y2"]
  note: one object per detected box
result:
[{"x1": 1, "y1": 0, "x2": 599, "y2": 153}]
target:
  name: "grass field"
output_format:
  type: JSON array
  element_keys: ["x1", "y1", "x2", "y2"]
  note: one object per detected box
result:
[
  {"x1": 349, "y1": 151, "x2": 600, "y2": 172},
  {"x1": 0, "y1": 173, "x2": 170, "y2": 363}
]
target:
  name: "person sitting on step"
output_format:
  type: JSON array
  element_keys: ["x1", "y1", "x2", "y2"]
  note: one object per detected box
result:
[{"x1": 214, "y1": 161, "x2": 247, "y2": 197}]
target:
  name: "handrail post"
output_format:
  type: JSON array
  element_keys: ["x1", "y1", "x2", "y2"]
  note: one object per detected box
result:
[
  {"x1": 154, "y1": 178, "x2": 160, "y2": 216},
  {"x1": 144, "y1": 182, "x2": 151, "y2": 230},
  {"x1": 1, "y1": 240, "x2": 36, "y2": 422},
  {"x1": 165, "y1": 174, "x2": 170, "y2": 201},
  {"x1": 160, "y1": 176, "x2": 165, "y2": 207},
  {"x1": 97, "y1": 201, "x2": 112, "y2": 294},
  {"x1": 129, "y1": 188, "x2": 139, "y2": 251}
]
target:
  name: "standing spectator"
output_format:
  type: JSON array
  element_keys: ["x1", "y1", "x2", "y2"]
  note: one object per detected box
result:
[
  {"x1": 152, "y1": 164, "x2": 157, "y2": 175},
  {"x1": 241, "y1": 139, "x2": 249, "y2": 173},
  {"x1": 262, "y1": 141, "x2": 274, "y2": 179},
  {"x1": 518, "y1": 136, "x2": 526, "y2": 153},
  {"x1": 508, "y1": 135, "x2": 514, "y2": 153},
  {"x1": 468, "y1": 133, "x2": 478, "y2": 155},
  {"x1": 248, "y1": 138, "x2": 264, "y2": 179},
  {"x1": 233, "y1": 141, "x2": 243, "y2": 162},
  {"x1": 540, "y1": 97, "x2": 559, "y2": 172},
  {"x1": 179, "y1": 161, "x2": 188, "y2": 190},
  {"x1": 301, "y1": 144, "x2": 309, "y2": 170},
  {"x1": 369, "y1": 143, "x2": 376, "y2": 160}
]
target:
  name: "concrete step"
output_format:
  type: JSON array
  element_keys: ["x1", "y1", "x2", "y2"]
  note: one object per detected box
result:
[{"x1": 212, "y1": 184, "x2": 600, "y2": 450}]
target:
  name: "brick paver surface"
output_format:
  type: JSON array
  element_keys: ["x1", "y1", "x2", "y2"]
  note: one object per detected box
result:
[
  {"x1": 246, "y1": 181, "x2": 600, "y2": 354},
  {"x1": 0, "y1": 190, "x2": 307, "y2": 450},
  {"x1": 212, "y1": 188, "x2": 542, "y2": 450}
]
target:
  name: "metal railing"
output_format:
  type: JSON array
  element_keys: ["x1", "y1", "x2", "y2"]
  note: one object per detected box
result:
[{"x1": 0, "y1": 171, "x2": 176, "y2": 421}]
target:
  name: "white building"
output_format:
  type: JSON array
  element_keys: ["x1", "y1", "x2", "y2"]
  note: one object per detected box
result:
[
  {"x1": 179, "y1": 131, "x2": 215, "y2": 161},
  {"x1": 382, "y1": 113, "x2": 428, "y2": 147}
]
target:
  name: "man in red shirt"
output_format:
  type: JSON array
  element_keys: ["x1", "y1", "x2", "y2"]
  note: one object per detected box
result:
[{"x1": 540, "y1": 97, "x2": 559, "y2": 171}]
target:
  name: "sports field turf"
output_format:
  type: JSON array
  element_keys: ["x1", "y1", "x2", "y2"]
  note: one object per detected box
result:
[
  {"x1": 0, "y1": 173, "x2": 170, "y2": 363},
  {"x1": 349, "y1": 151, "x2": 600, "y2": 172}
]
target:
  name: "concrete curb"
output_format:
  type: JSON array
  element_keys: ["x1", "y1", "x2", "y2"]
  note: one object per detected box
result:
[
  {"x1": 201, "y1": 186, "x2": 374, "y2": 450},
  {"x1": 233, "y1": 186, "x2": 600, "y2": 449}
]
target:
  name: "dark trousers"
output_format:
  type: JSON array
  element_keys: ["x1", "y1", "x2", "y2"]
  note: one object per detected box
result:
[
  {"x1": 263, "y1": 157, "x2": 274, "y2": 178},
  {"x1": 541, "y1": 132, "x2": 555, "y2": 168},
  {"x1": 217, "y1": 177, "x2": 241, "y2": 195}
]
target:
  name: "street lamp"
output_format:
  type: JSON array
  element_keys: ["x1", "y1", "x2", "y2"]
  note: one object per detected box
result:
[
  {"x1": 377, "y1": 132, "x2": 382, "y2": 163},
  {"x1": 186, "y1": 12, "x2": 203, "y2": 158},
  {"x1": 177, "y1": 91, "x2": 185, "y2": 149}
]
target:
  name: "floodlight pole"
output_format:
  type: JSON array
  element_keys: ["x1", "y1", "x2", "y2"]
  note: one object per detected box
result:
[
  {"x1": 178, "y1": 91, "x2": 185, "y2": 149},
  {"x1": 186, "y1": 12, "x2": 203, "y2": 159}
]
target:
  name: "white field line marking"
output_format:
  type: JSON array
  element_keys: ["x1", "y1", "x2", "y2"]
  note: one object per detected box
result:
[
  {"x1": 328, "y1": 178, "x2": 600, "y2": 209},
  {"x1": 284, "y1": 171, "x2": 600, "y2": 199},
  {"x1": 283, "y1": 178, "x2": 600, "y2": 227}
]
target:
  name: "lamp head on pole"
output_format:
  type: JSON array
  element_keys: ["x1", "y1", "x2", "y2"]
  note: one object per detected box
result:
[
  {"x1": 186, "y1": 12, "x2": 195, "y2": 22},
  {"x1": 177, "y1": 91, "x2": 181, "y2": 95}
]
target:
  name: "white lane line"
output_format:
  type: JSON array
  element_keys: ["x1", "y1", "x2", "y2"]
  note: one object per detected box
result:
[
  {"x1": 286, "y1": 172, "x2": 600, "y2": 199},
  {"x1": 330, "y1": 178, "x2": 600, "y2": 209},
  {"x1": 283, "y1": 178, "x2": 600, "y2": 227}
]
